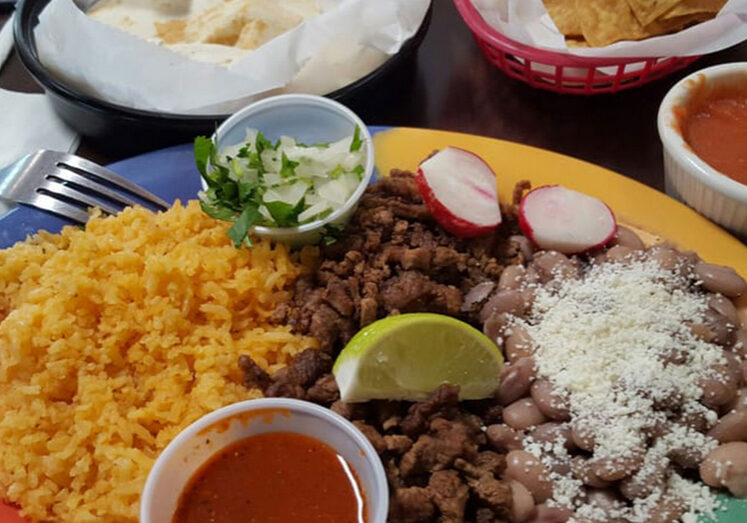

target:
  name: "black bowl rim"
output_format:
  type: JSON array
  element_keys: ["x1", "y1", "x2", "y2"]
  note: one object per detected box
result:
[{"x1": 14, "y1": 0, "x2": 432, "y2": 125}]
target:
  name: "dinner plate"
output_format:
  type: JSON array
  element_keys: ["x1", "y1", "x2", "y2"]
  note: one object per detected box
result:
[{"x1": 1, "y1": 126, "x2": 746, "y2": 522}]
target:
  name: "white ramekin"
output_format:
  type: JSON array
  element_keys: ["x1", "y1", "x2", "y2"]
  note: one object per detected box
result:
[
  {"x1": 140, "y1": 398, "x2": 388, "y2": 523},
  {"x1": 657, "y1": 63, "x2": 747, "y2": 237},
  {"x1": 203, "y1": 94, "x2": 375, "y2": 246}
]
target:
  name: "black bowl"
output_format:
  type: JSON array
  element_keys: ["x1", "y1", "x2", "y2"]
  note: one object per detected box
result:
[{"x1": 14, "y1": 0, "x2": 432, "y2": 152}]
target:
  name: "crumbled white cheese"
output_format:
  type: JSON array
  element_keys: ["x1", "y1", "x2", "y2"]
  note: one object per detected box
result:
[{"x1": 516, "y1": 259, "x2": 727, "y2": 522}]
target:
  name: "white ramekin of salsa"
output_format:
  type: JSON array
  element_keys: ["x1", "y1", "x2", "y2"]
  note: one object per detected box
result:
[
  {"x1": 140, "y1": 398, "x2": 388, "y2": 523},
  {"x1": 658, "y1": 62, "x2": 747, "y2": 237}
]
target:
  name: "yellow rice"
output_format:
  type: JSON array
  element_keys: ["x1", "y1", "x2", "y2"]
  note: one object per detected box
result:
[{"x1": 0, "y1": 200, "x2": 319, "y2": 522}]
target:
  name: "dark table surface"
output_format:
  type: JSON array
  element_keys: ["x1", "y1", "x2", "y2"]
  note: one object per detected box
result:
[{"x1": 2, "y1": 0, "x2": 747, "y2": 192}]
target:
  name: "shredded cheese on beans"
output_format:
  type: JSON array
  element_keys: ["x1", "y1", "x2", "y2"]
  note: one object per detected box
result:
[{"x1": 516, "y1": 259, "x2": 726, "y2": 522}]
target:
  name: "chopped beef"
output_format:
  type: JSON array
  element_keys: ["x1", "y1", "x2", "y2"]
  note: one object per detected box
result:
[
  {"x1": 271, "y1": 170, "x2": 522, "y2": 352},
  {"x1": 380, "y1": 271, "x2": 462, "y2": 315},
  {"x1": 384, "y1": 434, "x2": 414, "y2": 455},
  {"x1": 427, "y1": 470, "x2": 470, "y2": 522},
  {"x1": 475, "y1": 508, "x2": 499, "y2": 523},
  {"x1": 237, "y1": 354, "x2": 272, "y2": 391},
  {"x1": 512, "y1": 179, "x2": 531, "y2": 206},
  {"x1": 455, "y1": 458, "x2": 512, "y2": 513},
  {"x1": 390, "y1": 487, "x2": 436, "y2": 523},
  {"x1": 235, "y1": 172, "x2": 523, "y2": 522},
  {"x1": 306, "y1": 374, "x2": 339, "y2": 404},
  {"x1": 474, "y1": 451, "x2": 505, "y2": 476},
  {"x1": 308, "y1": 304, "x2": 348, "y2": 352},
  {"x1": 354, "y1": 421, "x2": 387, "y2": 455},
  {"x1": 237, "y1": 349, "x2": 332, "y2": 400},
  {"x1": 265, "y1": 349, "x2": 332, "y2": 398},
  {"x1": 330, "y1": 400, "x2": 368, "y2": 421},
  {"x1": 400, "y1": 417, "x2": 481, "y2": 477},
  {"x1": 401, "y1": 383, "x2": 460, "y2": 437}
]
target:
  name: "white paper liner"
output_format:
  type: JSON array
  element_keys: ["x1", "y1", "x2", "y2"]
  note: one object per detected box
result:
[
  {"x1": 473, "y1": 0, "x2": 747, "y2": 59},
  {"x1": 34, "y1": 0, "x2": 429, "y2": 114}
]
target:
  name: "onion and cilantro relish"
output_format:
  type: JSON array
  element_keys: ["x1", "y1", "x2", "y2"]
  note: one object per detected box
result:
[{"x1": 195, "y1": 127, "x2": 366, "y2": 247}]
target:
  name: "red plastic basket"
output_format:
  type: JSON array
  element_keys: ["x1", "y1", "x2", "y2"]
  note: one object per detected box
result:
[{"x1": 453, "y1": 0, "x2": 701, "y2": 94}]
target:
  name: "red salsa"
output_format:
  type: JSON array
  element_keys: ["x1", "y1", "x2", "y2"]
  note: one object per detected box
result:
[
  {"x1": 677, "y1": 76, "x2": 747, "y2": 186},
  {"x1": 173, "y1": 432, "x2": 366, "y2": 523}
]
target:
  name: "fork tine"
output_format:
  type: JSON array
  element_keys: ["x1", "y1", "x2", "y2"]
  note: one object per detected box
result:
[
  {"x1": 40, "y1": 180, "x2": 122, "y2": 216},
  {"x1": 26, "y1": 193, "x2": 90, "y2": 224},
  {"x1": 48, "y1": 170, "x2": 139, "y2": 209},
  {"x1": 55, "y1": 154, "x2": 170, "y2": 210}
]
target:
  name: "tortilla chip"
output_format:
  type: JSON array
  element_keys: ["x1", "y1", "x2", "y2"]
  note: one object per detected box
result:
[
  {"x1": 661, "y1": 0, "x2": 726, "y2": 19},
  {"x1": 579, "y1": 0, "x2": 650, "y2": 47},
  {"x1": 626, "y1": 0, "x2": 683, "y2": 26},
  {"x1": 649, "y1": 11, "x2": 713, "y2": 33},
  {"x1": 565, "y1": 37, "x2": 590, "y2": 47},
  {"x1": 544, "y1": 0, "x2": 582, "y2": 36},
  {"x1": 155, "y1": 20, "x2": 186, "y2": 44}
]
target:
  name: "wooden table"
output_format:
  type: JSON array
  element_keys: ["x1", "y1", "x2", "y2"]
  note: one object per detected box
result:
[{"x1": 2, "y1": 0, "x2": 747, "y2": 192}]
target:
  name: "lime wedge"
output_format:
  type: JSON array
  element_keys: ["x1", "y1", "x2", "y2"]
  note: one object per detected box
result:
[{"x1": 333, "y1": 313, "x2": 504, "y2": 402}]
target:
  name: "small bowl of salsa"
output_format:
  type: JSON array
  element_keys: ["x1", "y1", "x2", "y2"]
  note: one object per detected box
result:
[
  {"x1": 140, "y1": 398, "x2": 388, "y2": 523},
  {"x1": 658, "y1": 62, "x2": 747, "y2": 237}
]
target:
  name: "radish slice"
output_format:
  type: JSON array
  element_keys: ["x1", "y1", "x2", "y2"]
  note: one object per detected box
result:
[
  {"x1": 519, "y1": 185, "x2": 616, "y2": 254},
  {"x1": 416, "y1": 147, "x2": 502, "y2": 237}
]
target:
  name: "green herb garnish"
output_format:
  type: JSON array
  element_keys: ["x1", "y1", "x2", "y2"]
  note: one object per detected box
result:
[{"x1": 350, "y1": 125, "x2": 363, "y2": 152}]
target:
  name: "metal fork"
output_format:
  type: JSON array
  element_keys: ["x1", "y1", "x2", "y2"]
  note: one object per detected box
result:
[{"x1": 0, "y1": 150, "x2": 169, "y2": 223}]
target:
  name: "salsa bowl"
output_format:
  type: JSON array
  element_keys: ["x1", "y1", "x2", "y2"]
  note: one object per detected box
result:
[
  {"x1": 658, "y1": 63, "x2": 747, "y2": 237},
  {"x1": 140, "y1": 398, "x2": 388, "y2": 523}
]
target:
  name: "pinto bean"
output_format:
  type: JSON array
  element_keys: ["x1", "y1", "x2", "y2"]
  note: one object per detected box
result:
[
  {"x1": 570, "y1": 456, "x2": 611, "y2": 488},
  {"x1": 700, "y1": 441, "x2": 747, "y2": 497},
  {"x1": 480, "y1": 289, "x2": 527, "y2": 323},
  {"x1": 503, "y1": 398, "x2": 548, "y2": 430},
  {"x1": 571, "y1": 424, "x2": 596, "y2": 451},
  {"x1": 590, "y1": 449, "x2": 644, "y2": 481},
  {"x1": 677, "y1": 408, "x2": 712, "y2": 433},
  {"x1": 486, "y1": 424, "x2": 523, "y2": 452},
  {"x1": 462, "y1": 281, "x2": 495, "y2": 312},
  {"x1": 532, "y1": 251, "x2": 578, "y2": 283},
  {"x1": 505, "y1": 325, "x2": 534, "y2": 362},
  {"x1": 530, "y1": 379, "x2": 571, "y2": 421},
  {"x1": 691, "y1": 309, "x2": 736, "y2": 346},
  {"x1": 483, "y1": 312, "x2": 510, "y2": 344},
  {"x1": 647, "y1": 496, "x2": 685, "y2": 523},
  {"x1": 733, "y1": 329, "x2": 747, "y2": 358},
  {"x1": 694, "y1": 262, "x2": 747, "y2": 298},
  {"x1": 604, "y1": 245, "x2": 637, "y2": 264},
  {"x1": 619, "y1": 455, "x2": 667, "y2": 499},
  {"x1": 647, "y1": 245, "x2": 680, "y2": 271},
  {"x1": 699, "y1": 363, "x2": 739, "y2": 409},
  {"x1": 723, "y1": 388, "x2": 747, "y2": 414},
  {"x1": 585, "y1": 488, "x2": 624, "y2": 514},
  {"x1": 529, "y1": 423, "x2": 575, "y2": 451},
  {"x1": 612, "y1": 226, "x2": 645, "y2": 250},
  {"x1": 509, "y1": 480, "x2": 536, "y2": 522},
  {"x1": 505, "y1": 450, "x2": 554, "y2": 503},
  {"x1": 497, "y1": 357, "x2": 537, "y2": 406},
  {"x1": 527, "y1": 504, "x2": 573, "y2": 523},
  {"x1": 499, "y1": 265, "x2": 527, "y2": 291},
  {"x1": 709, "y1": 294, "x2": 740, "y2": 325},
  {"x1": 708, "y1": 409, "x2": 747, "y2": 443},
  {"x1": 659, "y1": 347, "x2": 688, "y2": 365},
  {"x1": 669, "y1": 442, "x2": 708, "y2": 469}
]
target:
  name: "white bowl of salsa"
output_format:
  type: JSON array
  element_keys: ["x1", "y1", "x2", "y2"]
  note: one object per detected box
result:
[
  {"x1": 657, "y1": 62, "x2": 747, "y2": 237},
  {"x1": 140, "y1": 398, "x2": 388, "y2": 523}
]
